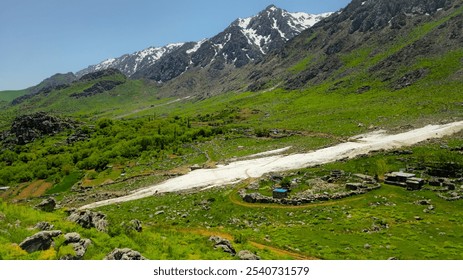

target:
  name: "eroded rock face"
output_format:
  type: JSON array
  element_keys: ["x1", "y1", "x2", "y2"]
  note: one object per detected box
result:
[
  {"x1": 67, "y1": 210, "x2": 108, "y2": 232},
  {"x1": 343, "y1": 0, "x2": 452, "y2": 33},
  {"x1": 70, "y1": 80, "x2": 125, "y2": 98},
  {"x1": 19, "y1": 230, "x2": 62, "y2": 253},
  {"x1": 78, "y1": 69, "x2": 125, "y2": 82},
  {"x1": 104, "y1": 248, "x2": 147, "y2": 260}
]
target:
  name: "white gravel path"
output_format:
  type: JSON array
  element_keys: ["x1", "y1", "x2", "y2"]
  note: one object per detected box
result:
[{"x1": 80, "y1": 121, "x2": 463, "y2": 209}]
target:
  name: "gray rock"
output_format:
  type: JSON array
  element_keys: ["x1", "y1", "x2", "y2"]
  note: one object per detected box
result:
[
  {"x1": 67, "y1": 210, "x2": 108, "y2": 232},
  {"x1": 34, "y1": 221, "x2": 54, "y2": 231},
  {"x1": 237, "y1": 250, "x2": 261, "y2": 260},
  {"x1": 155, "y1": 210, "x2": 165, "y2": 215},
  {"x1": 35, "y1": 198, "x2": 56, "y2": 212},
  {"x1": 61, "y1": 237, "x2": 92, "y2": 260},
  {"x1": 416, "y1": 199, "x2": 432, "y2": 205},
  {"x1": 64, "y1": 232, "x2": 81, "y2": 244},
  {"x1": 104, "y1": 248, "x2": 147, "y2": 260},
  {"x1": 73, "y1": 239, "x2": 92, "y2": 259},
  {"x1": 209, "y1": 236, "x2": 236, "y2": 256},
  {"x1": 19, "y1": 230, "x2": 62, "y2": 253},
  {"x1": 70, "y1": 80, "x2": 125, "y2": 99},
  {"x1": 130, "y1": 219, "x2": 143, "y2": 232}
]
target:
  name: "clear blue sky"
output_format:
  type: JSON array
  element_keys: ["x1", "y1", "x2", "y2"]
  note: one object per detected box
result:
[{"x1": 0, "y1": 0, "x2": 351, "y2": 90}]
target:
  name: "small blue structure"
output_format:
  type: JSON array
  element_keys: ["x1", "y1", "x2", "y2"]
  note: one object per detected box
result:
[{"x1": 273, "y1": 188, "x2": 288, "y2": 199}]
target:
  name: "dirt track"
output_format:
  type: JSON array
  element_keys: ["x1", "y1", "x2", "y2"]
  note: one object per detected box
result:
[{"x1": 81, "y1": 121, "x2": 463, "y2": 209}]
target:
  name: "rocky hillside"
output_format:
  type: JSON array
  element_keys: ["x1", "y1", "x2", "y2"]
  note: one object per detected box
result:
[
  {"x1": 0, "y1": 112, "x2": 76, "y2": 145},
  {"x1": 77, "y1": 5, "x2": 331, "y2": 83},
  {"x1": 12, "y1": 72, "x2": 76, "y2": 105},
  {"x1": 246, "y1": 0, "x2": 461, "y2": 91}
]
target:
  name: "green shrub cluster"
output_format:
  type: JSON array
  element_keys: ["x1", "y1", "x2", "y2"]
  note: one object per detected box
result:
[{"x1": 0, "y1": 115, "x2": 225, "y2": 189}]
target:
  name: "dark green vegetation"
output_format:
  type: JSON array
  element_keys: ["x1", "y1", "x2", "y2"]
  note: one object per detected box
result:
[{"x1": 1, "y1": 0, "x2": 463, "y2": 259}]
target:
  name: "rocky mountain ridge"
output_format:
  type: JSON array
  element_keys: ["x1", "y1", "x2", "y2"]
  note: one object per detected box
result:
[
  {"x1": 245, "y1": 0, "x2": 460, "y2": 91},
  {"x1": 77, "y1": 5, "x2": 331, "y2": 83}
]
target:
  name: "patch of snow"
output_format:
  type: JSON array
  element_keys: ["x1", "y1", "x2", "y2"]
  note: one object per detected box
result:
[
  {"x1": 283, "y1": 11, "x2": 332, "y2": 33},
  {"x1": 186, "y1": 39, "x2": 206, "y2": 54},
  {"x1": 94, "y1": 58, "x2": 115, "y2": 71},
  {"x1": 237, "y1": 17, "x2": 251, "y2": 29},
  {"x1": 272, "y1": 18, "x2": 287, "y2": 39},
  {"x1": 241, "y1": 27, "x2": 271, "y2": 54}
]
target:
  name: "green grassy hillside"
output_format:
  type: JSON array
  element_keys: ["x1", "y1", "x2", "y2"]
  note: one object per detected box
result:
[{"x1": 0, "y1": 89, "x2": 27, "y2": 102}]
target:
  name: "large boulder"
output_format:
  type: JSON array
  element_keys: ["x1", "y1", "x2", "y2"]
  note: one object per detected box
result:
[
  {"x1": 64, "y1": 232, "x2": 81, "y2": 244},
  {"x1": 67, "y1": 210, "x2": 108, "y2": 232},
  {"x1": 19, "y1": 230, "x2": 62, "y2": 253},
  {"x1": 35, "y1": 198, "x2": 56, "y2": 212},
  {"x1": 104, "y1": 248, "x2": 147, "y2": 260}
]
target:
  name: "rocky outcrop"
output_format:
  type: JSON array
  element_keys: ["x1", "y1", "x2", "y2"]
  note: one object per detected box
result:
[
  {"x1": 104, "y1": 248, "x2": 147, "y2": 260},
  {"x1": 19, "y1": 230, "x2": 62, "y2": 253},
  {"x1": 67, "y1": 210, "x2": 108, "y2": 232},
  {"x1": 70, "y1": 80, "x2": 125, "y2": 98},
  {"x1": 60, "y1": 232, "x2": 92, "y2": 260},
  {"x1": 209, "y1": 236, "x2": 236, "y2": 256},
  {"x1": 35, "y1": 197, "x2": 56, "y2": 212},
  {"x1": 343, "y1": 0, "x2": 452, "y2": 33},
  {"x1": 6, "y1": 112, "x2": 75, "y2": 145},
  {"x1": 78, "y1": 69, "x2": 125, "y2": 82}
]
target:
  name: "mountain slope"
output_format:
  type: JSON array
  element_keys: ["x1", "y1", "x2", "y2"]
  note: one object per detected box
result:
[
  {"x1": 246, "y1": 0, "x2": 462, "y2": 92},
  {"x1": 77, "y1": 5, "x2": 331, "y2": 83},
  {"x1": 11, "y1": 72, "x2": 76, "y2": 105}
]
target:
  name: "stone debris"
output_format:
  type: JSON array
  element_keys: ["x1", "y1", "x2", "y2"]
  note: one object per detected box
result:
[{"x1": 67, "y1": 209, "x2": 108, "y2": 232}]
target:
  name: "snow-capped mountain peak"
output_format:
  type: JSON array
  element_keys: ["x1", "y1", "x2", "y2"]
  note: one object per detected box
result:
[
  {"x1": 76, "y1": 43, "x2": 184, "y2": 78},
  {"x1": 77, "y1": 5, "x2": 332, "y2": 82}
]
